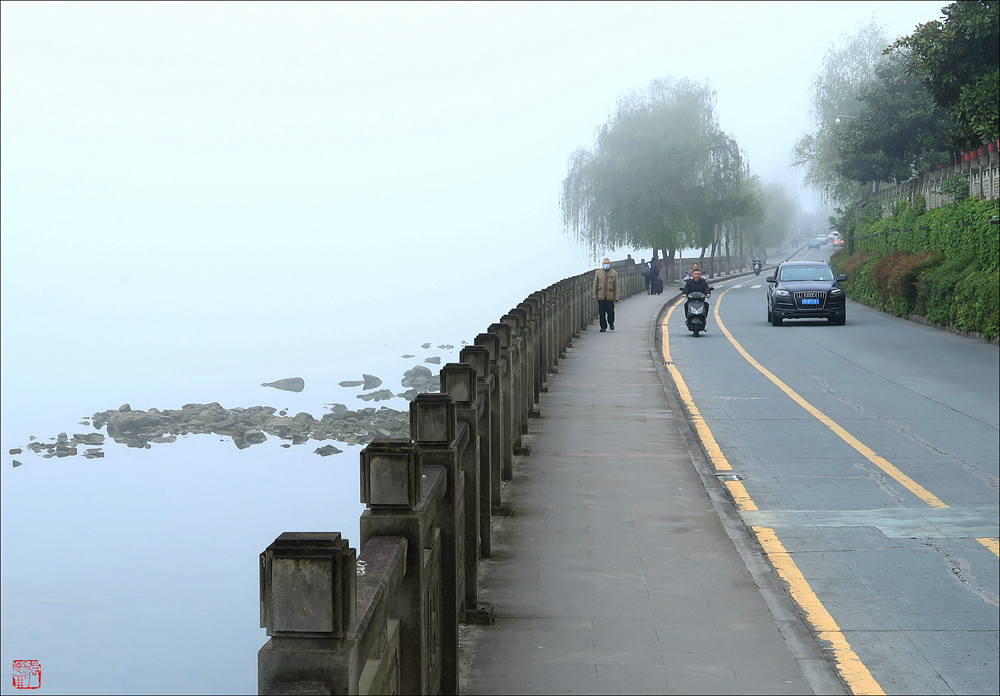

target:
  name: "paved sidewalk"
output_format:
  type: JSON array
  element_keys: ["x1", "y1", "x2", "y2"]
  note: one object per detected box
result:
[{"x1": 460, "y1": 290, "x2": 843, "y2": 695}]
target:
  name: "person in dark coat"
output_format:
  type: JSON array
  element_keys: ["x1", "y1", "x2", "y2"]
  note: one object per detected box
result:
[
  {"x1": 682, "y1": 269, "x2": 712, "y2": 330},
  {"x1": 646, "y1": 257, "x2": 660, "y2": 294}
]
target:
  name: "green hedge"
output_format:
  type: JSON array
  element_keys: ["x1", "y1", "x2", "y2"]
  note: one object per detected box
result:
[{"x1": 831, "y1": 197, "x2": 999, "y2": 341}]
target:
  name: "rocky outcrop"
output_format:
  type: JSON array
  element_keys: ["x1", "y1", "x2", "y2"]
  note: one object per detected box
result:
[{"x1": 84, "y1": 402, "x2": 410, "y2": 454}]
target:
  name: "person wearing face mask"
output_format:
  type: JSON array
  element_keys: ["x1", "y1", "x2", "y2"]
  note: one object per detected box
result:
[{"x1": 593, "y1": 257, "x2": 620, "y2": 332}]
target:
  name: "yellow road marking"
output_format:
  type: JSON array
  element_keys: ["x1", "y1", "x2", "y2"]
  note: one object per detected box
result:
[
  {"x1": 724, "y1": 480, "x2": 758, "y2": 510},
  {"x1": 754, "y1": 526, "x2": 886, "y2": 695},
  {"x1": 977, "y1": 538, "x2": 1000, "y2": 556},
  {"x1": 661, "y1": 302, "x2": 732, "y2": 470},
  {"x1": 713, "y1": 288, "x2": 949, "y2": 509},
  {"x1": 662, "y1": 290, "x2": 883, "y2": 693}
]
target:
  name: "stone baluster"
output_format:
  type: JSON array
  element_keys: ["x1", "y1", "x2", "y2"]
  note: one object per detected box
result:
[
  {"x1": 258, "y1": 532, "x2": 358, "y2": 695},
  {"x1": 521, "y1": 297, "x2": 545, "y2": 408},
  {"x1": 500, "y1": 312, "x2": 530, "y2": 452},
  {"x1": 486, "y1": 322, "x2": 516, "y2": 479},
  {"x1": 359, "y1": 439, "x2": 448, "y2": 695},
  {"x1": 474, "y1": 331, "x2": 507, "y2": 514},
  {"x1": 408, "y1": 394, "x2": 464, "y2": 695},
  {"x1": 512, "y1": 304, "x2": 540, "y2": 420},
  {"x1": 440, "y1": 362, "x2": 495, "y2": 625},
  {"x1": 459, "y1": 345, "x2": 496, "y2": 558},
  {"x1": 533, "y1": 289, "x2": 556, "y2": 388}
]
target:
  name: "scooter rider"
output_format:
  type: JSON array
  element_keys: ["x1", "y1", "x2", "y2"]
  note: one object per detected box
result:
[{"x1": 682, "y1": 269, "x2": 712, "y2": 330}]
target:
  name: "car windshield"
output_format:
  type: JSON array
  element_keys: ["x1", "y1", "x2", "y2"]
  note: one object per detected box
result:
[{"x1": 780, "y1": 266, "x2": 834, "y2": 281}]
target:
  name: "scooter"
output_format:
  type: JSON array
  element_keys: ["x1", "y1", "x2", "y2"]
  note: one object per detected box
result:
[
  {"x1": 682, "y1": 289, "x2": 713, "y2": 337},
  {"x1": 753, "y1": 259, "x2": 761, "y2": 276}
]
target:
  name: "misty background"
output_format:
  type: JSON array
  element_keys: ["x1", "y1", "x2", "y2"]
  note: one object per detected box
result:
[{"x1": 1, "y1": 2, "x2": 946, "y2": 693}]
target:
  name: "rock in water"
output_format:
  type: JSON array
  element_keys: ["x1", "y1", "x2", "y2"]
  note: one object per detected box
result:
[
  {"x1": 362, "y1": 374, "x2": 382, "y2": 390},
  {"x1": 357, "y1": 389, "x2": 394, "y2": 402},
  {"x1": 424, "y1": 356, "x2": 441, "y2": 365},
  {"x1": 261, "y1": 377, "x2": 305, "y2": 393},
  {"x1": 315, "y1": 444, "x2": 343, "y2": 457},
  {"x1": 338, "y1": 380, "x2": 364, "y2": 387}
]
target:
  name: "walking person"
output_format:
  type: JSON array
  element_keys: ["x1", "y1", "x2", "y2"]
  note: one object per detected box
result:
[
  {"x1": 646, "y1": 256, "x2": 660, "y2": 294},
  {"x1": 593, "y1": 257, "x2": 619, "y2": 332},
  {"x1": 640, "y1": 258, "x2": 651, "y2": 294}
]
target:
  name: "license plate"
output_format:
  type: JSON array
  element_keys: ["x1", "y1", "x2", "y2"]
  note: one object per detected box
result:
[{"x1": 802, "y1": 298, "x2": 820, "y2": 305}]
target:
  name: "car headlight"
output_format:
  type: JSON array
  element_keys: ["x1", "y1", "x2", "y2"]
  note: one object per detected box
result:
[
  {"x1": 776, "y1": 290, "x2": 790, "y2": 297},
  {"x1": 829, "y1": 288, "x2": 843, "y2": 296}
]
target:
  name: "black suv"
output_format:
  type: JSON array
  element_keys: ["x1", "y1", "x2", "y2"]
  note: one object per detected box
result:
[{"x1": 766, "y1": 261, "x2": 847, "y2": 326}]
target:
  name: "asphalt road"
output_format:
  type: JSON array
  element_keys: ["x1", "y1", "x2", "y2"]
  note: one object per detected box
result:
[{"x1": 664, "y1": 246, "x2": 999, "y2": 695}]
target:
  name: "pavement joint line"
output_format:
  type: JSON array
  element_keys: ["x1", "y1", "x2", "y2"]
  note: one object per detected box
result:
[{"x1": 712, "y1": 286, "x2": 950, "y2": 510}]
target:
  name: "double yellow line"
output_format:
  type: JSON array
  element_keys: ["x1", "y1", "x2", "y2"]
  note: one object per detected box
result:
[{"x1": 662, "y1": 283, "x2": 999, "y2": 694}]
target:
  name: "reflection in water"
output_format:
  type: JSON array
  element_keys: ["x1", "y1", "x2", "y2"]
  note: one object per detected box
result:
[{"x1": 260, "y1": 377, "x2": 306, "y2": 392}]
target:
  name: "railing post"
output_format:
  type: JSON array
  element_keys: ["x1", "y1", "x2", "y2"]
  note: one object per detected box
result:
[
  {"x1": 440, "y1": 362, "x2": 495, "y2": 625},
  {"x1": 409, "y1": 394, "x2": 462, "y2": 695},
  {"x1": 359, "y1": 439, "x2": 444, "y2": 695},
  {"x1": 459, "y1": 345, "x2": 495, "y2": 558},
  {"x1": 523, "y1": 296, "x2": 545, "y2": 403},
  {"x1": 474, "y1": 331, "x2": 506, "y2": 515},
  {"x1": 258, "y1": 532, "x2": 358, "y2": 695},
  {"x1": 486, "y1": 322, "x2": 516, "y2": 479},
  {"x1": 500, "y1": 312, "x2": 530, "y2": 452},
  {"x1": 513, "y1": 304, "x2": 541, "y2": 419},
  {"x1": 437, "y1": 368, "x2": 478, "y2": 603}
]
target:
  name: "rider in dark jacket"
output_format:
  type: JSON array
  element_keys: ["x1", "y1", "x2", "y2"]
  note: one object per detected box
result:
[
  {"x1": 682, "y1": 270, "x2": 711, "y2": 328},
  {"x1": 682, "y1": 272, "x2": 710, "y2": 296}
]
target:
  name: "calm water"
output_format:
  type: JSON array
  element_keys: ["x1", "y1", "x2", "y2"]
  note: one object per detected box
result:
[{"x1": 0, "y1": 234, "x2": 610, "y2": 694}]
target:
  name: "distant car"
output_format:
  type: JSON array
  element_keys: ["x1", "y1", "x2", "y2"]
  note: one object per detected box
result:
[
  {"x1": 808, "y1": 238, "x2": 821, "y2": 249},
  {"x1": 766, "y1": 261, "x2": 847, "y2": 326},
  {"x1": 832, "y1": 238, "x2": 845, "y2": 248}
]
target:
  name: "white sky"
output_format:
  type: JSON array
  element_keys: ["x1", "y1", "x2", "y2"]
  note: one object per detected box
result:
[
  {"x1": 1, "y1": 1, "x2": 947, "y2": 342},
  {"x1": 2, "y1": 1, "x2": 945, "y2": 211}
]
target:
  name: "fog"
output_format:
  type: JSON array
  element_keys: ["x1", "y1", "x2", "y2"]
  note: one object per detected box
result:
[{"x1": 1, "y1": 2, "x2": 946, "y2": 693}]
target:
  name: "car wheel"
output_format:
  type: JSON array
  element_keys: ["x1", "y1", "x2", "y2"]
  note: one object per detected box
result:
[
  {"x1": 767, "y1": 306, "x2": 773, "y2": 323},
  {"x1": 833, "y1": 314, "x2": 846, "y2": 326},
  {"x1": 771, "y1": 312, "x2": 783, "y2": 327}
]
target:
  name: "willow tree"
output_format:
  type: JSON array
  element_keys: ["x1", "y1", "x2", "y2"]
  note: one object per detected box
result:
[
  {"x1": 792, "y1": 19, "x2": 890, "y2": 207},
  {"x1": 562, "y1": 78, "x2": 719, "y2": 265}
]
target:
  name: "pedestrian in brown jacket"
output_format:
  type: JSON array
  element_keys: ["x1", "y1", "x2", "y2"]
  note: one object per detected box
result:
[{"x1": 593, "y1": 257, "x2": 619, "y2": 332}]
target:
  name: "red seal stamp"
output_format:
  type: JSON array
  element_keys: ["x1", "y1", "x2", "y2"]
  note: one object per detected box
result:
[{"x1": 12, "y1": 660, "x2": 41, "y2": 689}]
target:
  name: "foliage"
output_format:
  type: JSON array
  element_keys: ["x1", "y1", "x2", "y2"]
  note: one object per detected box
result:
[
  {"x1": 829, "y1": 196, "x2": 999, "y2": 340},
  {"x1": 792, "y1": 19, "x2": 888, "y2": 206},
  {"x1": 935, "y1": 173, "x2": 970, "y2": 202},
  {"x1": 832, "y1": 51, "x2": 956, "y2": 183},
  {"x1": 889, "y1": 0, "x2": 1000, "y2": 149},
  {"x1": 562, "y1": 77, "x2": 759, "y2": 260}
]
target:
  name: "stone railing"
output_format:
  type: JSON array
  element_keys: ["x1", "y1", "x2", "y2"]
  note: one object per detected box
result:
[
  {"x1": 626, "y1": 254, "x2": 754, "y2": 284},
  {"x1": 256, "y1": 260, "x2": 644, "y2": 695},
  {"x1": 865, "y1": 145, "x2": 1000, "y2": 213}
]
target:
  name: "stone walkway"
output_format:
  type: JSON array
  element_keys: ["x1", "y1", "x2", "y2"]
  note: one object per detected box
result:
[{"x1": 459, "y1": 289, "x2": 843, "y2": 695}]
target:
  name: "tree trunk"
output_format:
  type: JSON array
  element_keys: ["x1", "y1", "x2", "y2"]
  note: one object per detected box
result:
[{"x1": 724, "y1": 228, "x2": 731, "y2": 274}]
